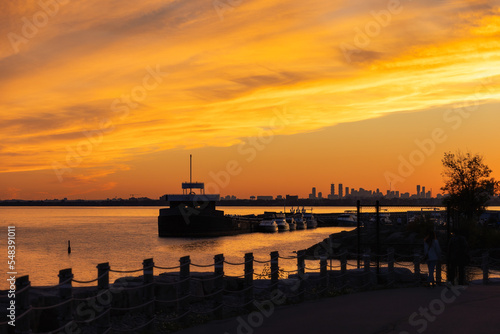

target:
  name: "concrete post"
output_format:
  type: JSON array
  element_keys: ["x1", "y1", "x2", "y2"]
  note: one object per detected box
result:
[
  {"x1": 97, "y1": 262, "x2": 110, "y2": 290},
  {"x1": 387, "y1": 248, "x2": 395, "y2": 287},
  {"x1": 244, "y1": 253, "x2": 254, "y2": 311},
  {"x1": 363, "y1": 252, "x2": 371, "y2": 289},
  {"x1": 436, "y1": 260, "x2": 442, "y2": 285},
  {"x1": 97, "y1": 262, "x2": 111, "y2": 330},
  {"x1": 320, "y1": 255, "x2": 327, "y2": 291},
  {"x1": 143, "y1": 258, "x2": 155, "y2": 318},
  {"x1": 58, "y1": 269, "x2": 74, "y2": 330},
  {"x1": 340, "y1": 251, "x2": 347, "y2": 289},
  {"x1": 214, "y1": 254, "x2": 224, "y2": 318},
  {"x1": 179, "y1": 256, "x2": 191, "y2": 318},
  {"x1": 297, "y1": 250, "x2": 306, "y2": 301},
  {"x1": 482, "y1": 252, "x2": 489, "y2": 285},
  {"x1": 414, "y1": 251, "x2": 421, "y2": 284},
  {"x1": 270, "y1": 251, "x2": 279, "y2": 287},
  {"x1": 14, "y1": 275, "x2": 31, "y2": 334}
]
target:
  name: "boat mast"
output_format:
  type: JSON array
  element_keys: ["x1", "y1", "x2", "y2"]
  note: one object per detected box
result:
[{"x1": 189, "y1": 154, "x2": 193, "y2": 194}]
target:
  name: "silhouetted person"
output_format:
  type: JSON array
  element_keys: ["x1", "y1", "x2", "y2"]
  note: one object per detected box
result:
[
  {"x1": 447, "y1": 230, "x2": 469, "y2": 285},
  {"x1": 424, "y1": 230, "x2": 441, "y2": 287}
]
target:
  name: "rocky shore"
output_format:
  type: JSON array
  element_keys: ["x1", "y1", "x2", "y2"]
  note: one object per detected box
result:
[{"x1": 305, "y1": 225, "x2": 500, "y2": 262}]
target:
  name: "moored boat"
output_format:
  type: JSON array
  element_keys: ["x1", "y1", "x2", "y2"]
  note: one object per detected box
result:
[
  {"x1": 293, "y1": 211, "x2": 307, "y2": 230},
  {"x1": 259, "y1": 216, "x2": 278, "y2": 232},
  {"x1": 286, "y1": 216, "x2": 296, "y2": 231},
  {"x1": 337, "y1": 210, "x2": 357, "y2": 226},
  {"x1": 275, "y1": 213, "x2": 290, "y2": 231},
  {"x1": 303, "y1": 209, "x2": 318, "y2": 229},
  {"x1": 369, "y1": 211, "x2": 392, "y2": 225}
]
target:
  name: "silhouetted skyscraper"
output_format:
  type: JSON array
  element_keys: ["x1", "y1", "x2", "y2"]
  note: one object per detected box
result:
[
  {"x1": 330, "y1": 184, "x2": 335, "y2": 196},
  {"x1": 339, "y1": 184, "x2": 343, "y2": 198},
  {"x1": 417, "y1": 185, "x2": 421, "y2": 197},
  {"x1": 422, "y1": 186, "x2": 426, "y2": 198},
  {"x1": 345, "y1": 187, "x2": 350, "y2": 196}
]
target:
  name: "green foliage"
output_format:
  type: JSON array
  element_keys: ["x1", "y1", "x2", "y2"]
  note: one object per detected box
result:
[{"x1": 441, "y1": 151, "x2": 499, "y2": 221}]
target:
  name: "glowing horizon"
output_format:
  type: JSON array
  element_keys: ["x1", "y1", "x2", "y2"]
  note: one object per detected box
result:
[{"x1": 1, "y1": 0, "x2": 499, "y2": 200}]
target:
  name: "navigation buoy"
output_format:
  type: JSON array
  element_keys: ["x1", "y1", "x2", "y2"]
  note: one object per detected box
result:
[{"x1": 68, "y1": 240, "x2": 71, "y2": 254}]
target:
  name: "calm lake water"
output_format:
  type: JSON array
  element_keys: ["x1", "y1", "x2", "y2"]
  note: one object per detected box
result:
[
  {"x1": 3, "y1": 206, "x2": 498, "y2": 288},
  {"x1": 0, "y1": 206, "x2": 356, "y2": 288}
]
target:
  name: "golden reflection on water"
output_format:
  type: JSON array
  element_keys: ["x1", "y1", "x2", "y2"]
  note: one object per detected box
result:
[
  {"x1": 0, "y1": 207, "x2": 355, "y2": 288},
  {"x1": 2, "y1": 206, "x2": 496, "y2": 288}
]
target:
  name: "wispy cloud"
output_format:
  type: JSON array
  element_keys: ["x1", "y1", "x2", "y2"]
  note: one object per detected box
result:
[{"x1": 1, "y1": 0, "x2": 499, "y2": 195}]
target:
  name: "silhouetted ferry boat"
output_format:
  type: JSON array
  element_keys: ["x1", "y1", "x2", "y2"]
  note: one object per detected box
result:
[
  {"x1": 158, "y1": 157, "x2": 260, "y2": 237},
  {"x1": 158, "y1": 193, "x2": 260, "y2": 237}
]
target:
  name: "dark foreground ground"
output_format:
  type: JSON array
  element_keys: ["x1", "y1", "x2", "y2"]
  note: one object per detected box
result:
[{"x1": 176, "y1": 281, "x2": 500, "y2": 334}]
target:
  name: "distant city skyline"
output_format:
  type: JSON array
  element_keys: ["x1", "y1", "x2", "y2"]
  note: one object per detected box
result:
[
  {"x1": 5, "y1": 180, "x2": 500, "y2": 202},
  {"x1": 0, "y1": 181, "x2": 444, "y2": 202},
  {"x1": 0, "y1": 178, "x2": 495, "y2": 201},
  {"x1": 224, "y1": 183, "x2": 440, "y2": 201},
  {"x1": 3, "y1": 172, "x2": 500, "y2": 201},
  {"x1": 1, "y1": 1, "x2": 499, "y2": 201}
]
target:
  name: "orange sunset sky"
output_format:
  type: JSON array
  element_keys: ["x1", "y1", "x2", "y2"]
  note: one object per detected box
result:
[{"x1": 0, "y1": 0, "x2": 499, "y2": 200}]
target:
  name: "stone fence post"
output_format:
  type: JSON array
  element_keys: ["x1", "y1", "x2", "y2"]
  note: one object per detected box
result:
[
  {"x1": 320, "y1": 255, "x2": 327, "y2": 291},
  {"x1": 58, "y1": 268, "x2": 74, "y2": 330},
  {"x1": 97, "y1": 262, "x2": 111, "y2": 329},
  {"x1": 244, "y1": 253, "x2": 254, "y2": 312},
  {"x1": 179, "y1": 256, "x2": 191, "y2": 318},
  {"x1": 413, "y1": 251, "x2": 421, "y2": 284},
  {"x1": 15, "y1": 275, "x2": 31, "y2": 334},
  {"x1": 482, "y1": 252, "x2": 489, "y2": 285},
  {"x1": 270, "y1": 251, "x2": 279, "y2": 287},
  {"x1": 363, "y1": 252, "x2": 371, "y2": 289},
  {"x1": 387, "y1": 248, "x2": 394, "y2": 287},
  {"x1": 214, "y1": 254, "x2": 224, "y2": 318},
  {"x1": 340, "y1": 251, "x2": 347, "y2": 288},
  {"x1": 297, "y1": 250, "x2": 306, "y2": 301},
  {"x1": 143, "y1": 258, "x2": 155, "y2": 320}
]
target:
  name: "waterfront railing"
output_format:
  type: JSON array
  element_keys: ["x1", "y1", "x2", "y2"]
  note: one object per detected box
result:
[{"x1": 1, "y1": 248, "x2": 499, "y2": 334}]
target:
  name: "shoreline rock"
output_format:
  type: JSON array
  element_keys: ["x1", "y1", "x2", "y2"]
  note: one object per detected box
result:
[{"x1": 305, "y1": 225, "x2": 500, "y2": 263}]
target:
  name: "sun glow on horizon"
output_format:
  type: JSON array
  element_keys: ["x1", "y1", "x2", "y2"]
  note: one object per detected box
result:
[{"x1": 0, "y1": 0, "x2": 499, "y2": 200}]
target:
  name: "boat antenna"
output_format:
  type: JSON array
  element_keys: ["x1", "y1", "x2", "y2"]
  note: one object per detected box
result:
[{"x1": 189, "y1": 154, "x2": 193, "y2": 194}]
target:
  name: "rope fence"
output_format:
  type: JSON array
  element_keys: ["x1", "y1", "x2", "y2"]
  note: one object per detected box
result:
[{"x1": 2, "y1": 244, "x2": 499, "y2": 333}]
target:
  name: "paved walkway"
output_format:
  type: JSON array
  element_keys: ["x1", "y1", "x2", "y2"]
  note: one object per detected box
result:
[{"x1": 176, "y1": 283, "x2": 500, "y2": 334}]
